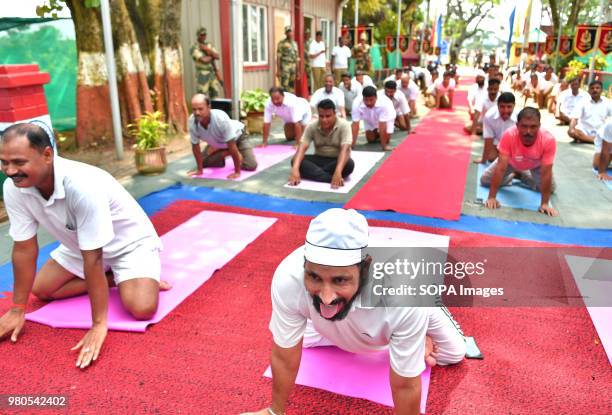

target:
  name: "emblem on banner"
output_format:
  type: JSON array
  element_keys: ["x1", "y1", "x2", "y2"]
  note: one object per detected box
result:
[
  {"x1": 545, "y1": 35, "x2": 557, "y2": 55},
  {"x1": 598, "y1": 24, "x2": 612, "y2": 55},
  {"x1": 559, "y1": 36, "x2": 573, "y2": 57},
  {"x1": 574, "y1": 25, "x2": 597, "y2": 56}
]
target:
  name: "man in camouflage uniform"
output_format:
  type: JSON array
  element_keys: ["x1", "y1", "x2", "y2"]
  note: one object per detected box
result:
[
  {"x1": 191, "y1": 27, "x2": 223, "y2": 98},
  {"x1": 276, "y1": 26, "x2": 300, "y2": 93},
  {"x1": 304, "y1": 28, "x2": 313, "y2": 93},
  {"x1": 352, "y1": 32, "x2": 371, "y2": 74}
]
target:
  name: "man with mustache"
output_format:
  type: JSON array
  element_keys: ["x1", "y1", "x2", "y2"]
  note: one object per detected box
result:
[
  {"x1": 568, "y1": 80, "x2": 612, "y2": 144},
  {"x1": 0, "y1": 122, "x2": 170, "y2": 369},
  {"x1": 466, "y1": 70, "x2": 487, "y2": 123},
  {"x1": 242, "y1": 208, "x2": 466, "y2": 415},
  {"x1": 480, "y1": 107, "x2": 558, "y2": 216}
]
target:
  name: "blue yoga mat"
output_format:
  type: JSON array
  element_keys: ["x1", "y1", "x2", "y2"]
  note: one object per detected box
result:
[{"x1": 476, "y1": 163, "x2": 548, "y2": 211}]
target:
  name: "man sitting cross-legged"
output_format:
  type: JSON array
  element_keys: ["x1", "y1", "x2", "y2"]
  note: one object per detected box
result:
[
  {"x1": 0, "y1": 122, "x2": 171, "y2": 369},
  {"x1": 288, "y1": 99, "x2": 354, "y2": 189},
  {"x1": 481, "y1": 107, "x2": 558, "y2": 217}
]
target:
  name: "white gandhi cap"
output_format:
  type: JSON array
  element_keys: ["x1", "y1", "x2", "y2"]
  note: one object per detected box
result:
[{"x1": 304, "y1": 208, "x2": 369, "y2": 267}]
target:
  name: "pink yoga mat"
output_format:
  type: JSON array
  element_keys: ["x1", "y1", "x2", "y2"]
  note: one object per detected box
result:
[
  {"x1": 264, "y1": 346, "x2": 431, "y2": 412},
  {"x1": 190, "y1": 145, "x2": 295, "y2": 181},
  {"x1": 26, "y1": 211, "x2": 277, "y2": 332}
]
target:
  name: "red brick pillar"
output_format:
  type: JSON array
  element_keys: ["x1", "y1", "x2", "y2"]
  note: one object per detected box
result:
[{"x1": 0, "y1": 64, "x2": 51, "y2": 132}]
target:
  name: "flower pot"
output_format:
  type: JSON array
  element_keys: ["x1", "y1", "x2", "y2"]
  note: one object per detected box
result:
[
  {"x1": 134, "y1": 147, "x2": 167, "y2": 175},
  {"x1": 246, "y1": 111, "x2": 264, "y2": 134}
]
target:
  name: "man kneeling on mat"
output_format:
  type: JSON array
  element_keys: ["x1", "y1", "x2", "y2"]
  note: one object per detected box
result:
[
  {"x1": 0, "y1": 122, "x2": 170, "y2": 369},
  {"x1": 189, "y1": 93, "x2": 257, "y2": 179},
  {"x1": 351, "y1": 86, "x2": 395, "y2": 151},
  {"x1": 241, "y1": 209, "x2": 466, "y2": 415},
  {"x1": 481, "y1": 107, "x2": 558, "y2": 217},
  {"x1": 289, "y1": 99, "x2": 354, "y2": 189}
]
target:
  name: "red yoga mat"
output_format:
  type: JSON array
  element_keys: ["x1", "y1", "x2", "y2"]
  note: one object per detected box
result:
[{"x1": 345, "y1": 89, "x2": 473, "y2": 221}]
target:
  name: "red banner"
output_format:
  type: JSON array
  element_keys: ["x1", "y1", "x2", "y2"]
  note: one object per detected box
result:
[
  {"x1": 574, "y1": 25, "x2": 597, "y2": 56},
  {"x1": 413, "y1": 38, "x2": 421, "y2": 54},
  {"x1": 598, "y1": 24, "x2": 612, "y2": 55},
  {"x1": 398, "y1": 36, "x2": 409, "y2": 53},
  {"x1": 422, "y1": 42, "x2": 432, "y2": 54},
  {"x1": 545, "y1": 35, "x2": 557, "y2": 55},
  {"x1": 528, "y1": 42, "x2": 536, "y2": 55},
  {"x1": 559, "y1": 36, "x2": 573, "y2": 57},
  {"x1": 385, "y1": 36, "x2": 397, "y2": 52}
]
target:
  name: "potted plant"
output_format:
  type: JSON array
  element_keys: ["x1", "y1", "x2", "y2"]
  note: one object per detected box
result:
[
  {"x1": 129, "y1": 111, "x2": 168, "y2": 175},
  {"x1": 240, "y1": 88, "x2": 269, "y2": 134}
]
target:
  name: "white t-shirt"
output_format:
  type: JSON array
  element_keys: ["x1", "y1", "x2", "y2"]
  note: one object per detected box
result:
[
  {"x1": 269, "y1": 247, "x2": 428, "y2": 378},
  {"x1": 467, "y1": 83, "x2": 487, "y2": 110},
  {"x1": 571, "y1": 96, "x2": 612, "y2": 135},
  {"x1": 483, "y1": 106, "x2": 518, "y2": 145},
  {"x1": 433, "y1": 78, "x2": 456, "y2": 95},
  {"x1": 594, "y1": 120, "x2": 612, "y2": 154},
  {"x1": 352, "y1": 75, "x2": 375, "y2": 88},
  {"x1": 331, "y1": 45, "x2": 352, "y2": 69},
  {"x1": 309, "y1": 87, "x2": 345, "y2": 113},
  {"x1": 558, "y1": 89, "x2": 589, "y2": 117},
  {"x1": 475, "y1": 93, "x2": 499, "y2": 121},
  {"x1": 398, "y1": 80, "x2": 420, "y2": 102},
  {"x1": 379, "y1": 89, "x2": 409, "y2": 116},
  {"x1": 188, "y1": 110, "x2": 244, "y2": 148},
  {"x1": 4, "y1": 157, "x2": 161, "y2": 258},
  {"x1": 309, "y1": 40, "x2": 326, "y2": 68},
  {"x1": 338, "y1": 82, "x2": 362, "y2": 112},
  {"x1": 351, "y1": 94, "x2": 396, "y2": 132},
  {"x1": 383, "y1": 75, "x2": 402, "y2": 86},
  {"x1": 264, "y1": 92, "x2": 312, "y2": 125}
]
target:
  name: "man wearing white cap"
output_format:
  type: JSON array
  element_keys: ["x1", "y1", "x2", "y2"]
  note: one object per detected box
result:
[
  {"x1": 0, "y1": 122, "x2": 170, "y2": 370},
  {"x1": 242, "y1": 208, "x2": 466, "y2": 415},
  {"x1": 467, "y1": 70, "x2": 487, "y2": 121}
]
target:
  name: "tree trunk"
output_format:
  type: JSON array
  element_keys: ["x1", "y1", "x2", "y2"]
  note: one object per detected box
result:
[
  {"x1": 66, "y1": 0, "x2": 113, "y2": 146},
  {"x1": 158, "y1": 0, "x2": 188, "y2": 133},
  {"x1": 111, "y1": 0, "x2": 153, "y2": 130},
  {"x1": 547, "y1": 0, "x2": 560, "y2": 36},
  {"x1": 567, "y1": 0, "x2": 584, "y2": 32}
]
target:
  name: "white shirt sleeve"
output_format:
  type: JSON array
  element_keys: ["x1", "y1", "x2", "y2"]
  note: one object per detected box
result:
[
  {"x1": 380, "y1": 98, "x2": 396, "y2": 123},
  {"x1": 388, "y1": 308, "x2": 428, "y2": 378},
  {"x1": 482, "y1": 113, "x2": 495, "y2": 139},
  {"x1": 570, "y1": 100, "x2": 584, "y2": 120},
  {"x1": 4, "y1": 182, "x2": 38, "y2": 242},
  {"x1": 269, "y1": 256, "x2": 308, "y2": 348},
  {"x1": 67, "y1": 185, "x2": 115, "y2": 251},
  {"x1": 188, "y1": 116, "x2": 200, "y2": 145},
  {"x1": 263, "y1": 99, "x2": 274, "y2": 123},
  {"x1": 351, "y1": 99, "x2": 363, "y2": 121}
]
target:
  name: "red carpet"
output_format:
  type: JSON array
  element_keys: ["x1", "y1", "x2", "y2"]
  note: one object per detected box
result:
[
  {"x1": 345, "y1": 88, "x2": 474, "y2": 220},
  {"x1": 0, "y1": 201, "x2": 609, "y2": 414}
]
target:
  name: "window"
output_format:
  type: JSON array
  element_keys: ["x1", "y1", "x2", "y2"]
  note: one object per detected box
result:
[
  {"x1": 320, "y1": 19, "x2": 336, "y2": 61},
  {"x1": 242, "y1": 4, "x2": 268, "y2": 65}
]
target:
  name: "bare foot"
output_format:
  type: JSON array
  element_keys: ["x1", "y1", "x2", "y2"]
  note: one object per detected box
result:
[
  {"x1": 425, "y1": 335, "x2": 439, "y2": 367},
  {"x1": 159, "y1": 280, "x2": 173, "y2": 291}
]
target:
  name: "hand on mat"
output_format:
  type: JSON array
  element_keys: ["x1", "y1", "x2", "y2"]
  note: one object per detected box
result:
[
  {"x1": 472, "y1": 158, "x2": 485, "y2": 164},
  {"x1": 484, "y1": 198, "x2": 501, "y2": 210},
  {"x1": 227, "y1": 172, "x2": 241, "y2": 180},
  {"x1": 257, "y1": 142, "x2": 268, "y2": 148},
  {"x1": 159, "y1": 280, "x2": 173, "y2": 291},
  {"x1": 288, "y1": 171, "x2": 301, "y2": 186},
  {"x1": 0, "y1": 308, "x2": 26, "y2": 343},
  {"x1": 597, "y1": 172, "x2": 612, "y2": 181},
  {"x1": 331, "y1": 173, "x2": 344, "y2": 189},
  {"x1": 188, "y1": 169, "x2": 203, "y2": 177},
  {"x1": 425, "y1": 335, "x2": 439, "y2": 367},
  {"x1": 72, "y1": 323, "x2": 107, "y2": 369},
  {"x1": 538, "y1": 204, "x2": 559, "y2": 217}
]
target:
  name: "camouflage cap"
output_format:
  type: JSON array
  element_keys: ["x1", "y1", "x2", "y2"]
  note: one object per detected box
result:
[
  {"x1": 305, "y1": 28, "x2": 311, "y2": 34},
  {"x1": 197, "y1": 27, "x2": 207, "y2": 36},
  {"x1": 285, "y1": 25, "x2": 293, "y2": 33},
  {"x1": 360, "y1": 32, "x2": 368, "y2": 41}
]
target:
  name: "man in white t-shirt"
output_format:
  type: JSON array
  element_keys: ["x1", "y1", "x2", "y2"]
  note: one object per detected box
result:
[
  {"x1": 339, "y1": 73, "x2": 362, "y2": 113},
  {"x1": 473, "y1": 92, "x2": 518, "y2": 164},
  {"x1": 0, "y1": 122, "x2": 169, "y2": 369},
  {"x1": 309, "y1": 73, "x2": 346, "y2": 118},
  {"x1": 568, "y1": 80, "x2": 612, "y2": 144},
  {"x1": 383, "y1": 68, "x2": 404, "y2": 87},
  {"x1": 593, "y1": 120, "x2": 612, "y2": 181},
  {"x1": 467, "y1": 70, "x2": 487, "y2": 120},
  {"x1": 382, "y1": 80, "x2": 411, "y2": 131},
  {"x1": 465, "y1": 78, "x2": 500, "y2": 135},
  {"x1": 557, "y1": 77, "x2": 588, "y2": 124},
  {"x1": 352, "y1": 70, "x2": 375, "y2": 88},
  {"x1": 188, "y1": 94, "x2": 257, "y2": 179},
  {"x1": 351, "y1": 86, "x2": 396, "y2": 150},
  {"x1": 548, "y1": 78, "x2": 569, "y2": 116},
  {"x1": 398, "y1": 73, "x2": 420, "y2": 118},
  {"x1": 308, "y1": 30, "x2": 327, "y2": 91},
  {"x1": 424, "y1": 70, "x2": 439, "y2": 108},
  {"x1": 240, "y1": 208, "x2": 465, "y2": 415},
  {"x1": 331, "y1": 36, "x2": 351, "y2": 84},
  {"x1": 262, "y1": 87, "x2": 312, "y2": 146},
  {"x1": 434, "y1": 72, "x2": 456, "y2": 109}
]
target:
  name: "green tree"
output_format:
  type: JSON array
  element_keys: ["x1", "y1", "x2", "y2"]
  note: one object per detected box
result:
[
  {"x1": 444, "y1": 0, "x2": 499, "y2": 51},
  {"x1": 342, "y1": 0, "x2": 424, "y2": 40},
  {"x1": 543, "y1": 0, "x2": 609, "y2": 36}
]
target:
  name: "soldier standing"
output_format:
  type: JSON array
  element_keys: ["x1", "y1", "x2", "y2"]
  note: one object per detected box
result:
[
  {"x1": 304, "y1": 28, "x2": 313, "y2": 93},
  {"x1": 191, "y1": 27, "x2": 223, "y2": 98},
  {"x1": 277, "y1": 26, "x2": 300, "y2": 93},
  {"x1": 352, "y1": 32, "x2": 371, "y2": 74}
]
